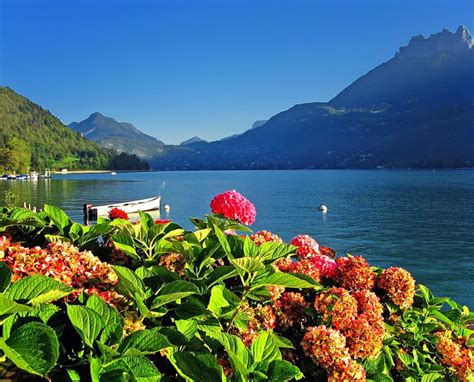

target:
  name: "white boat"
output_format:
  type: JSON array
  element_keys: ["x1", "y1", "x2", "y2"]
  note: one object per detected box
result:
[
  {"x1": 29, "y1": 171, "x2": 39, "y2": 181},
  {"x1": 84, "y1": 195, "x2": 161, "y2": 219}
]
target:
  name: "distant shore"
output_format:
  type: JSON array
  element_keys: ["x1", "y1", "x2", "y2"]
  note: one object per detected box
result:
[{"x1": 53, "y1": 170, "x2": 112, "y2": 175}]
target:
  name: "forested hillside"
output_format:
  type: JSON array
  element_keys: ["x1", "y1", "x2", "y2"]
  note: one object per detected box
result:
[{"x1": 0, "y1": 87, "x2": 148, "y2": 172}]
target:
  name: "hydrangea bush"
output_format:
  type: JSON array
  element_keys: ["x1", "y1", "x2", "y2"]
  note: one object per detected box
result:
[{"x1": 0, "y1": 191, "x2": 472, "y2": 381}]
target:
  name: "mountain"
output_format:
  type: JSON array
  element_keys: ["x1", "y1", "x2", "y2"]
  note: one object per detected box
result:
[
  {"x1": 180, "y1": 136, "x2": 207, "y2": 146},
  {"x1": 150, "y1": 26, "x2": 474, "y2": 170},
  {"x1": 0, "y1": 87, "x2": 149, "y2": 172},
  {"x1": 252, "y1": 120, "x2": 268, "y2": 129},
  {"x1": 69, "y1": 112, "x2": 165, "y2": 159}
]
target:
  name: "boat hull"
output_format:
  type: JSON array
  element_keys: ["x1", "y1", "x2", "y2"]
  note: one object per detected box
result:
[{"x1": 84, "y1": 196, "x2": 161, "y2": 219}]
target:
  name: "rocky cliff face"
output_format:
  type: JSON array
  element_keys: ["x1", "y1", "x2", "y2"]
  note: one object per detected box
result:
[{"x1": 396, "y1": 26, "x2": 472, "y2": 59}]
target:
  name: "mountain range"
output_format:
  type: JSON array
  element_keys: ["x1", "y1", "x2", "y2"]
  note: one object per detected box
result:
[
  {"x1": 149, "y1": 25, "x2": 473, "y2": 170},
  {"x1": 68, "y1": 26, "x2": 473, "y2": 170},
  {"x1": 4, "y1": 26, "x2": 472, "y2": 171}
]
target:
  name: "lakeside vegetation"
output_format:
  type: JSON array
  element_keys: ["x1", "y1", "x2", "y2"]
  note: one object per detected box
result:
[
  {"x1": 0, "y1": 87, "x2": 149, "y2": 173},
  {"x1": 0, "y1": 191, "x2": 472, "y2": 381}
]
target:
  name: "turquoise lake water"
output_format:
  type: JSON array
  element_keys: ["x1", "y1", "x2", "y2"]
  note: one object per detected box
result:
[{"x1": 1, "y1": 169, "x2": 473, "y2": 308}]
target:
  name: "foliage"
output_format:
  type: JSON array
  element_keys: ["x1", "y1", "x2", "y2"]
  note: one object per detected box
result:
[
  {"x1": 1, "y1": 191, "x2": 19, "y2": 209},
  {"x1": 0, "y1": 86, "x2": 149, "y2": 172},
  {"x1": 0, "y1": 193, "x2": 472, "y2": 381}
]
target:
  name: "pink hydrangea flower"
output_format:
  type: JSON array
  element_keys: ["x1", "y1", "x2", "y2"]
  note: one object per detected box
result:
[
  {"x1": 290, "y1": 234, "x2": 320, "y2": 258},
  {"x1": 210, "y1": 190, "x2": 256, "y2": 225},
  {"x1": 310, "y1": 254, "x2": 338, "y2": 279}
]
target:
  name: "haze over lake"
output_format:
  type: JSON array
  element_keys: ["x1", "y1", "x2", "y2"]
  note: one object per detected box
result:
[{"x1": 2, "y1": 169, "x2": 473, "y2": 308}]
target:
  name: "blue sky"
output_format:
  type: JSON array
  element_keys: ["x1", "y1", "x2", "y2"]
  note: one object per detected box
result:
[{"x1": 1, "y1": 0, "x2": 472, "y2": 144}]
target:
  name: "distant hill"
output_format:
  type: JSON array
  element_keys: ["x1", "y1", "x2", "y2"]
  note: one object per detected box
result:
[
  {"x1": 0, "y1": 87, "x2": 148, "y2": 172},
  {"x1": 149, "y1": 26, "x2": 474, "y2": 170},
  {"x1": 69, "y1": 112, "x2": 165, "y2": 159},
  {"x1": 180, "y1": 136, "x2": 207, "y2": 146}
]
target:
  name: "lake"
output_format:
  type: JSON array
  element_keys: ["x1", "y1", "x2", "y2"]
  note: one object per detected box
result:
[{"x1": 1, "y1": 169, "x2": 473, "y2": 308}]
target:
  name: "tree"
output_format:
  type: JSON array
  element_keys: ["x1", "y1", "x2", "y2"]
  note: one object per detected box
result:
[{"x1": 0, "y1": 138, "x2": 31, "y2": 173}]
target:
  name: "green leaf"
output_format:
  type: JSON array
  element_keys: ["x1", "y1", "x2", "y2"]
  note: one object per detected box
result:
[
  {"x1": 271, "y1": 334, "x2": 295, "y2": 349},
  {"x1": 68, "y1": 222, "x2": 83, "y2": 242},
  {"x1": 421, "y1": 373, "x2": 444, "y2": 382},
  {"x1": 118, "y1": 328, "x2": 172, "y2": 355},
  {"x1": 136, "y1": 265, "x2": 179, "y2": 286},
  {"x1": 230, "y1": 257, "x2": 265, "y2": 275},
  {"x1": 89, "y1": 356, "x2": 101, "y2": 382},
  {"x1": 86, "y1": 294, "x2": 123, "y2": 345},
  {"x1": 417, "y1": 284, "x2": 433, "y2": 306},
  {"x1": 267, "y1": 360, "x2": 303, "y2": 381},
  {"x1": 214, "y1": 226, "x2": 232, "y2": 257},
  {"x1": 152, "y1": 280, "x2": 199, "y2": 309},
  {"x1": 2, "y1": 304, "x2": 60, "y2": 339},
  {"x1": 396, "y1": 349, "x2": 413, "y2": 367},
  {"x1": 206, "y1": 266, "x2": 238, "y2": 287},
  {"x1": 66, "y1": 369, "x2": 81, "y2": 381},
  {"x1": 162, "y1": 228, "x2": 185, "y2": 240},
  {"x1": 0, "y1": 262, "x2": 11, "y2": 291},
  {"x1": 252, "y1": 271, "x2": 319, "y2": 290},
  {"x1": 104, "y1": 355, "x2": 162, "y2": 382},
  {"x1": 257, "y1": 242, "x2": 296, "y2": 263},
  {"x1": 4, "y1": 275, "x2": 73, "y2": 304},
  {"x1": 0, "y1": 294, "x2": 31, "y2": 317},
  {"x1": 44, "y1": 204, "x2": 71, "y2": 233},
  {"x1": 207, "y1": 285, "x2": 240, "y2": 317},
  {"x1": 243, "y1": 237, "x2": 259, "y2": 258},
  {"x1": 250, "y1": 332, "x2": 280, "y2": 369},
  {"x1": 176, "y1": 297, "x2": 207, "y2": 319},
  {"x1": 193, "y1": 228, "x2": 211, "y2": 242},
  {"x1": 66, "y1": 305, "x2": 104, "y2": 348},
  {"x1": 112, "y1": 234, "x2": 139, "y2": 260},
  {"x1": 112, "y1": 265, "x2": 146, "y2": 300},
  {"x1": 208, "y1": 332, "x2": 249, "y2": 381},
  {"x1": 155, "y1": 327, "x2": 189, "y2": 345},
  {"x1": 0, "y1": 322, "x2": 59, "y2": 377},
  {"x1": 176, "y1": 319, "x2": 198, "y2": 340},
  {"x1": 172, "y1": 352, "x2": 225, "y2": 382}
]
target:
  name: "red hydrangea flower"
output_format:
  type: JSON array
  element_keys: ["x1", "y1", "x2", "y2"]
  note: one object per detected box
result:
[
  {"x1": 210, "y1": 190, "x2": 256, "y2": 225},
  {"x1": 352, "y1": 290, "x2": 384, "y2": 325},
  {"x1": 376, "y1": 267, "x2": 415, "y2": 309},
  {"x1": 290, "y1": 234, "x2": 320, "y2": 258},
  {"x1": 343, "y1": 315, "x2": 384, "y2": 359},
  {"x1": 250, "y1": 230, "x2": 283, "y2": 245},
  {"x1": 314, "y1": 287, "x2": 358, "y2": 331},
  {"x1": 435, "y1": 331, "x2": 473, "y2": 380},
  {"x1": 328, "y1": 357, "x2": 366, "y2": 382},
  {"x1": 274, "y1": 257, "x2": 320, "y2": 282},
  {"x1": 108, "y1": 208, "x2": 129, "y2": 221},
  {"x1": 336, "y1": 256, "x2": 375, "y2": 291},
  {"x1": 274, "y1": 292, "x2": 309, "y2": 328},
  {"x1": 310, "y1": 254, "x2": 338, "y2": 279},
  {"x1": 319, "y1": 244, "x2": 336, "y2": 258},
  {"x1": 155, "y1": 219, "x2": 171, "y2": 224},
  {"x1": 301, "y1": 325, "x2": 349, "y2": 369}
]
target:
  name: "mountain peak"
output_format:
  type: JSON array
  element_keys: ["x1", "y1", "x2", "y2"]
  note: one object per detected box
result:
[
  {"x1": 396, "y1": 25, "x2": 472, "y2": 59},
  {"x1": 69, "y1": 112, "x2": 165, "y2": 158},
  {"x1": 180, "y1": 136, "x2": 207, "y2": 146},
  {"x1": 455, "y1": 25, "x2": 473, "y2": 46}
]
